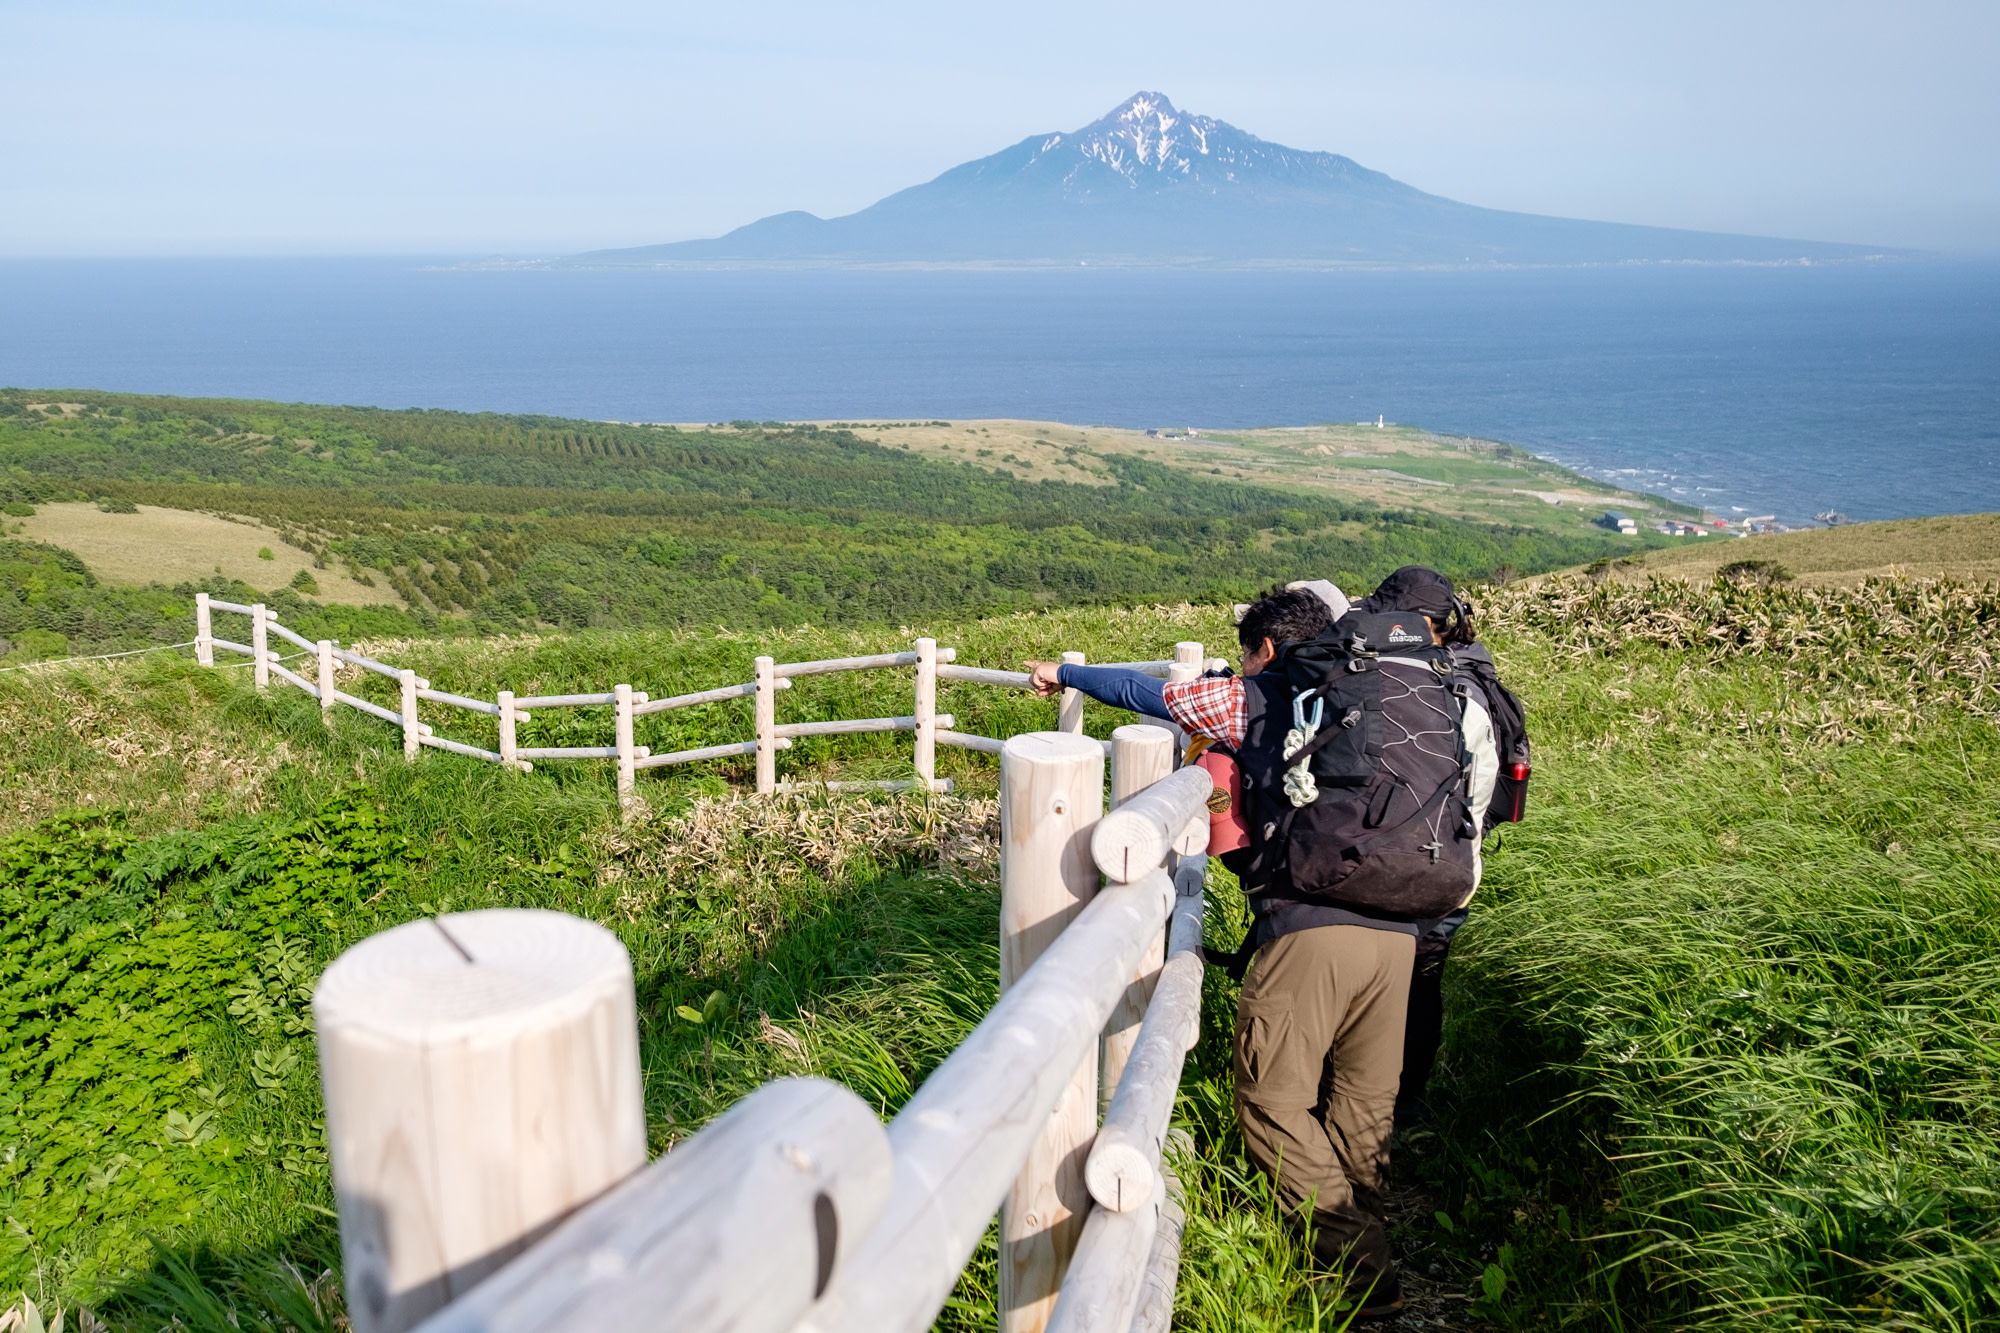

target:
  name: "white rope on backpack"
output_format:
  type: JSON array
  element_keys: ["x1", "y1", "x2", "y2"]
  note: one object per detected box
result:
[{"x1": 1281, "y1": 694, "x2": 1323, "y2": 807}]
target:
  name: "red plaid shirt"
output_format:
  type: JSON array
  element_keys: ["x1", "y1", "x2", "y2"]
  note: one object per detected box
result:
[{"x1": 1163, "y1": 676, "x2": 1248, "y2": 748}]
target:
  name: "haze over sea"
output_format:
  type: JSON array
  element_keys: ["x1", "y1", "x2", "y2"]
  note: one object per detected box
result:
[{"x1": 3, "y1": 258, "x2": 1995, "y2": 527}]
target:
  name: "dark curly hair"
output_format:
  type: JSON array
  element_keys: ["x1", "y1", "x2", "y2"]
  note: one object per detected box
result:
[{"x1": 1237, "y1": 585, "x2": 1338, "y2": 652}]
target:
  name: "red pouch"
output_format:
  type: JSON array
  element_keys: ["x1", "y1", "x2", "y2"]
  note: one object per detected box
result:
[{"x1": 1194, "y1": 748, "x2": 1248, "y2": 855}]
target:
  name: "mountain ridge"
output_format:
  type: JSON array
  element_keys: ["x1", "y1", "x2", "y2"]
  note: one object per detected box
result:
[{"x1": 574, "y1": 92, "x2": 1902, "y2": 269}]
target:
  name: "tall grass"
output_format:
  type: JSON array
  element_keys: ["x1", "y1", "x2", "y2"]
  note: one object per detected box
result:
[
  {"x1": 1, "y1": 580, "x2": 1994, "y2": 1329},
  {"x1": 1421, "y1": 577, "x2": 2000, "y2": 1329}
]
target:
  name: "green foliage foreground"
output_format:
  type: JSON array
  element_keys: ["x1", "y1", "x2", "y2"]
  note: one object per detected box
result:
[{"x1": 0, "y1": 577, "x2": 1994, "y2": 1330}]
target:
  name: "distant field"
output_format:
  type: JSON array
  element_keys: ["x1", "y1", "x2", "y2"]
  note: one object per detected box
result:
[
  {"x1": 1613, "y1": 512, "x2": 2000, "y2": 586},
  {"x1": 9, "y1": 503, "x2": 392, "y2": 605},
  {"x1": 0, "y1": 392, "x2": 1645, "y2": 638},
  {"x1": 809, "y1": 417, "x2": 1693, "y2": 539}
]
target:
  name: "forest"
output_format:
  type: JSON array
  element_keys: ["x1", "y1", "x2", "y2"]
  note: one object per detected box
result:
[{"x1": 0, "y1": 391, "x2": 1640, "y2": 655}]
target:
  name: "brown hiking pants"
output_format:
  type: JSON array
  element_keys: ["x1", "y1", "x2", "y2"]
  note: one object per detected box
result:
[{"x1": 1233, "y1": 924, "x2": 1414, "y2": 1290}]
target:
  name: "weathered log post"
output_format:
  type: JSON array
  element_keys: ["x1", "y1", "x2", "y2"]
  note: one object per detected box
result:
[
  {"x1": 400, "y1": 668, "x2": 420, "y2": 761},
  {"x1": 614, "y1": 684, "x2": 637, "y2": 814},
  {"x1": 755, "y1": 655, "x2": 778, "y2": 795},
  {"x1": 1165, "y1": 640, "x2": 1202, "y2": 753},
  {"x1": 251, "y1": 603, "x2": 270, "y2": 690},
  {"x1": 913, "y1": 638, "x2": 938, "y2": 791},
  {"x1": 314, "y1": 909, "x2": 647, "y2": 1333},
  {"x1": 497, "y1": 690, "x2": 521, "y2": 770},
  {"x1": 1102, "y1": 724, "x2": 1176, "y2": 1115},
  {"x1": 1058, "y1": 650, "x2": 1086, "y2": 734},
  {"x1": 195, "y1": 592, "x2": 214, "y2": 667},
  {"x1": 318, "y1": 640, "x2": 336, "y2": 725},
  {"x1": 999, "y1": 731, "x2": 1105, "y2": 1333}
]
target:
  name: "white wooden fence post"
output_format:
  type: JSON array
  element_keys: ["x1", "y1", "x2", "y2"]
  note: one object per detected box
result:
[
  {"x1": 913, "y1": 638, "x2": 937, "y2": 791},
  {"x1": 252, "y1": 602, "x2": 270, "y2": 690},
  {"x1": 497, "y1": 690, "x2": 520, "y2": 771},
  {"x1": 401, "y1": 668, "x2": 419, "y2": 762},
  {"x1": 314, "y1": 909, "x2": 646, "y2": 1333},
  {"x1": 1102, "y1": 723, "x2": 1176, "y2": 1116},
  {"x1": 755, "y1": 655, "x2": 778, "y2": 795},
  {"x1": 318, "y1": 640, "x2": 336, "y2": 725},
  {"x1": 999, "y1": 731, "x2": 1105, "y2": 1333},
  {"x1": 195, "y1": 592, "x2": 214, "y2": 667},
  {"x1": 615, "y1": 684, "x2": 637, "y2": 814},
  {"x1": 1165, "y1": 641, "x2": 1202, "y2": 754},
  {"x1": 1058, "y1": 650, "x2": 1086, "y2": 734}
]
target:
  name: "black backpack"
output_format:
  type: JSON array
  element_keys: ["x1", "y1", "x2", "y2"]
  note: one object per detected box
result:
[
  {"x1": 1234, "y1": 611, "x2": 1480, "y2": 921},
  {"x1": 1451, "y1": 642, "x2": 1532, "y2": 831}
]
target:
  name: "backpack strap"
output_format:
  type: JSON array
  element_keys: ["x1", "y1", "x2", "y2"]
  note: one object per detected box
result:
[{"x1": 1200, "y1": 937, "x2": 1258, "y2": 980}]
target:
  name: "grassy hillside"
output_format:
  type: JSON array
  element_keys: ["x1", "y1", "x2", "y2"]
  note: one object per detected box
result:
[
  {"x1": 0, "y1": 571, "x2": 1994, "y2": 1330},
  {"x1": 1611, "y1": 512, "x2": 2000, "y2": 587},
  {"x1": 0, "y1": 391, "x2": 1650, "y2": 652},
  {"x1": 834, "y1": 417, "x2": 1703, "y2": 531}
]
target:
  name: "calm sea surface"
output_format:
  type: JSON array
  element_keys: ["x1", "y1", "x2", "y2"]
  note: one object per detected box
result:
[{"x1": 2, "y1": 259, "x2": 1995, "y2": 525}]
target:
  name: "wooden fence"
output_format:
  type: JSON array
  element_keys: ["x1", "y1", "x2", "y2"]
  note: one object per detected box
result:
[
  {"x1": 196, "y1": 592, "x2": 1225, "y2": 808},
  {"x1": 305, "y1": 629, "x2": 1222, "y2": 1333}
]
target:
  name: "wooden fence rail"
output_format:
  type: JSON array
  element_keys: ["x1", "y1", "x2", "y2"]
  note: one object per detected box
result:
[
  {"x1": 313, "y1": 713, "x2": 1216, "y2": 1333},
  {"x1": 197, "y1": 595, "x2": 1214, "y2": 817}
]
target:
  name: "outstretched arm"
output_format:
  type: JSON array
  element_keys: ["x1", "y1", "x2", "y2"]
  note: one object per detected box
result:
[{"x1": 1023, "y1": 661, "x2": 1171, "y2": 720}]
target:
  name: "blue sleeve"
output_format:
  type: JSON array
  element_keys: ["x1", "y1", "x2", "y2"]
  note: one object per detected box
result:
[{"x1": 1055, "y1": 664, "x2": 1172, "y2": 720}]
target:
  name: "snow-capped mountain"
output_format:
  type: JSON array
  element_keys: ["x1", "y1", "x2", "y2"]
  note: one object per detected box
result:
[
  {"x1": 578, "y1": 92, "x2": 1888, "y2": 267},
  {"x1": 992, "y1": 92, "x2": 1402, "y2": 201}
]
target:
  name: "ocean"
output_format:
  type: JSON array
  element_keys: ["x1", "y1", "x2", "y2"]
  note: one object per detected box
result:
[{"x1": 2, "y1": 258, "x2": 1995, "y2": 525}]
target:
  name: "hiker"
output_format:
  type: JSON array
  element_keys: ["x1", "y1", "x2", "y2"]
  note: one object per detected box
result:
[
  {"x1": 1194, "y1": 571, "x2": 1528, "y2": 1124},
  {"x1": 1024, "y1": 564, "x2": 1520, "y2": 1312},
  {"x1": 1025, "y1": 568, "x2": 1524, "y2": 1317},
  {"x1": 1344, "y1": 569, "x2": 1529, "y2": 1127}
]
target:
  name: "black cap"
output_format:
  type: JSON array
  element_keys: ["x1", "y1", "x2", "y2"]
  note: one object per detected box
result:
[{"x1": 1357, "y1": 566, "x2": 1458, "y2": 618}]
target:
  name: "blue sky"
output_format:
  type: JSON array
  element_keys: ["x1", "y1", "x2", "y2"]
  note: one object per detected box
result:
[{"x1": 3, "y1": 0, "x2": 1995, "y2": 255}]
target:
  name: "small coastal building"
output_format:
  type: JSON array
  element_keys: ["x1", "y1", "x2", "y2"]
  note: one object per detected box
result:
[{"x1": 1598, "y1": 510, "x2": 1638, "y2": 535}]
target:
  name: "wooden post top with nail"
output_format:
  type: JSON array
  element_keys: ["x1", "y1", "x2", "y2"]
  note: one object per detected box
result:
[{"x1": 314, "y1": 909, "x2": 646, "y2": 1333}]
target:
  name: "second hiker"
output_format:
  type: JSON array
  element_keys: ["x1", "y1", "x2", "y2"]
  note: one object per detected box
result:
[{"x1": 1025, "y1": 566, "x2": 1520, "y2": 1318}]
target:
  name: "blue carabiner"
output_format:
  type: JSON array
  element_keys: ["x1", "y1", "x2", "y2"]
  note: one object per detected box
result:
[{"x1": 1292, "y1": 693, "x2": 1324, "y2": 734}]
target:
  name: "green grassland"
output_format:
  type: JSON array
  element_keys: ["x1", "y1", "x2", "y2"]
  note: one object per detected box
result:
[
  {"x1": 812, "y1": 418, "x2": 1700, "y2": 536},
  {"x1": 0, "y1": 568, "x2": 1995, "y2": 1331},
  {"x1": 0, "y1": 391, "x2": 1661, "y2": 663},
  {"x1": 1611, "y1": 512, "x2": 2000, "y2": 587}
]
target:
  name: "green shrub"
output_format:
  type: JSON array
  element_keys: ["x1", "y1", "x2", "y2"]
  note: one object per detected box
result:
[
  {"x1": 3, "y1": 627, "x2": 67, "y2": 662},
  {"x1": 1716, "y1": 557, "x2": 1792, "y2": 584},
  {"x1": 0, "y1": 793, "x2": 412, "y2": 1297},
  {"x1": 1, "y1": 503, "x2": 32, "y2": 518}
]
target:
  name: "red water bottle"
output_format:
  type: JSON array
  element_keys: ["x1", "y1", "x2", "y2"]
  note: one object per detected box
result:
[{"x1": 1498, "y1": 760, "x2": 1531, "y2": 822}]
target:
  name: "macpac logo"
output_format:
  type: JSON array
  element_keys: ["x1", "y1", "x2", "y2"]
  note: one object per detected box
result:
[{"x1": 1386, "y1": 622, "x2": 1426, "y2": 645}]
